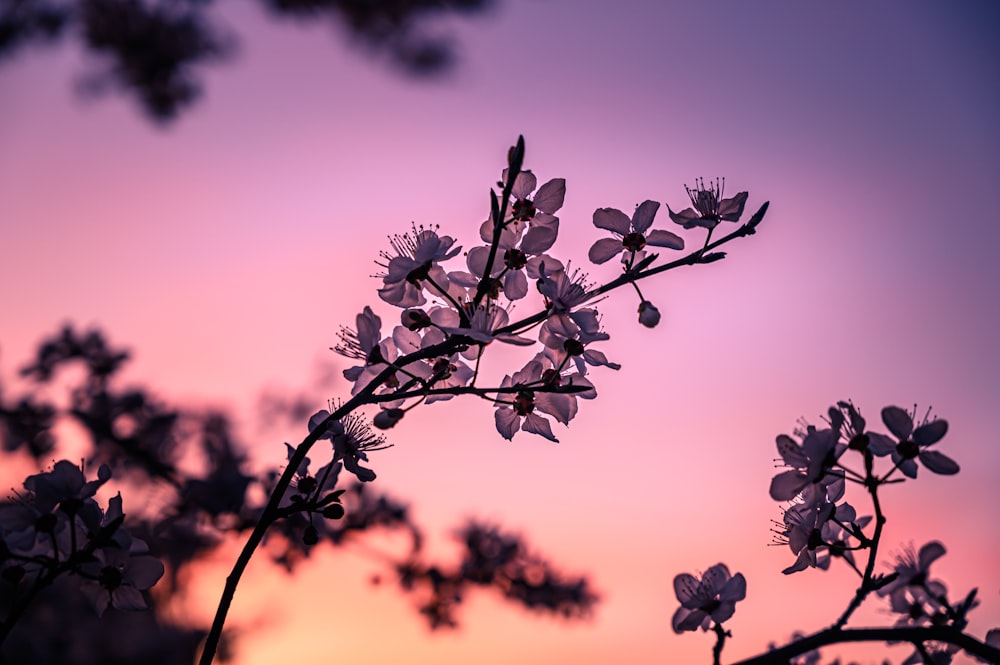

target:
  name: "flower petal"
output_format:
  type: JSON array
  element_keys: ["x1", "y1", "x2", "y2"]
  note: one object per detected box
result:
[
  {"x1": 503, "y1": 270, "x2": 529, "y2": 300},
  {"x1": 533, "y1": 178, "x2": 566, "y2": 214},
  {"x1": 630, "y1": 200, "x2": 660, "y2": 234},
  {"x1": 588, "y1": 238, "x2": 624, "y2": 264},
  {"x1": 882, "y1": 406, "x2": 913, "y2": 440},
  {"x1": 673, "y1": 573, "x2": 702, "y2": 605},
  {"x1": 917, "y1": 541, "x2": 947, "y2": 570},
  {"x1": 775, "y1": 434, "x2": 806, "y2": 467},
  {"x1": 782, "y1": 550, "x2": 813, "y2": 574},
  {"x1": 718, "y1": 191, "x2": 748, "y2": 221},
  {"x1": 867, "y1": 432, "x2": 896, "y2": 456},
  {"x1": 535, "y1": 392, "x2": 577, "y2": 425},
  {"x1": 674, "y1": 608, "x2": 708, "y2": 632},
  {"x1": 671, "y1": 606, "x2": 695, "y2": 633},
  {"x1": 919, "y1": 450, "x2": 959, "y2": 475},
  {"x1": 719, "y1": 572, "x2": 746, "y2": 602},
  {"x1": 521, "y1": 224, "x2": 558, "y2": 255},
  {"x1": 592, "y1": 207, "x2": 631, "y2": 234},
  {"x1": 126, "y1": 556, "x2": 166, "y2": 589},
  {"x1": 522, "y1": 413, "x2": 558, "y2": 442},
  {"x1": 494, "y1": 407, "x2": 520, "y2": 440},
  {"x1": 667, "y1": 205, "x2": 700, "y2": 228},
  {"x1": 645, "y1": 229, "x2": 685, "y2": 250},
  {"x1": 700, "y1": 564, "x2": 731, "y2": 595},
  {"x1": 769, "y1": 470, "x2": 806, "y2": 501},
  {"x1": 913, "y1": 419, "x2": 947, "y2": 446}
]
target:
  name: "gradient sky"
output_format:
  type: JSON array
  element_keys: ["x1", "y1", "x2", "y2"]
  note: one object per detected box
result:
[{"x1": 2, "y1": 1, "x2": 999, "y2": 663}]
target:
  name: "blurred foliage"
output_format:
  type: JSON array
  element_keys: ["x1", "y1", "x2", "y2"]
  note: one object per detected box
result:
[
  {"x1": 0, "y1": 325, "x2": 596, "y2": 663},
  {"x1": 0, "y1": 0, "x2": 493, "y2": 121}
]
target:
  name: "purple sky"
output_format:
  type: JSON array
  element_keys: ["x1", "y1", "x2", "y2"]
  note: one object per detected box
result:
[{"x1": 2, "y1": 1, "x2": 998, "y2": 663}]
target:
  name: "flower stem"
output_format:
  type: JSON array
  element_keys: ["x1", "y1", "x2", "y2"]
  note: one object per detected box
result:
[
  {"x1": 833, "y1": 451, "x2": 885, "y2": 629},
  {"x1": 712, "y1": 622, "x2": 728, "y2": 665}
]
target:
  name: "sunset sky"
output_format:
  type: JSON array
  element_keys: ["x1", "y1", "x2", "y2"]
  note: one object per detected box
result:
[{"x1": 1, "y1": 1, "x2": 998, "y2": 663}]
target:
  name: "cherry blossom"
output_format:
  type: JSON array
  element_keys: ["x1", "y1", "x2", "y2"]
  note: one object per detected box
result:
[
  {"x1": 867, "y1": 406, "x2": 958, "y2": 478},
  {"x1": 536, "y1": 263, "x2": 593, "y2": 313},
  {"x1": 588, "y1": 200, "x2": 684, "y2": 265},
  {"x1": 537, "y1": 312, "x2": 619, "y2": 376},
  {"x1": 671, "y1": 563, "x2": 746, "y2": 632},
  {"x1": 493, "y1": 358, "x2": 590, "y2": 442},
  {"x1": 776, "y1": 501, "x2": 870, "y2": 574},
  {"x1": 377, "y1": 224, "x2": 461, "y2": 307},
  {"x1": 878, "y1": 541, "x2": 949, "y2": 599},
  {"x1": 436, "y1": 301, "x2": 534, "y2": 349},
  {"x1": 668, "y1": 178, "x2": 749, "y2": 230},
  {"x1": 769, "y1": 428, "x2": 846, "y2": 503},
  {"x1": 76, "y1": 498, "x2": 165, "y2": 616},
  {"x1": 333, "y1": 307, "x2": 405, "y2": 396}
]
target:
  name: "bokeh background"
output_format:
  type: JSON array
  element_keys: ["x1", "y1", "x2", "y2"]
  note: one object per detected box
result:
[{"x1": 2, "y1": 1, "x2": 998, "y2": 663}]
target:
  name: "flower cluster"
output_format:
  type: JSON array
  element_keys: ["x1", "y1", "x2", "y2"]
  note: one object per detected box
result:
[
  {"x1": 768, "y1": 402, "x2": 960, "y2": 577},
  {"x1": 0, "y1": 461, "x2": 163, "y2": 616},
  {"x1": 329, "y1": 140, "x2": 756, "y2": 447},
  {"x1": 880, "y1": 541, "x2": 952, "y2": 627},
  {"x1": 673, "y1": 402, "x2": 1000, "y2": 664},
  {"x1": 196, "y1": 137, "x2": 766, "y2": 665}
]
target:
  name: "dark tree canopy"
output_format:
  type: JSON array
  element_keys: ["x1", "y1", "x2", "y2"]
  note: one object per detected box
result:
[
  {"x1": 0, "y1": 0, "x2": 493, "y2": 121},
  {"x1": 0, "y1": 325, "x2": 597, "y2": 663}
]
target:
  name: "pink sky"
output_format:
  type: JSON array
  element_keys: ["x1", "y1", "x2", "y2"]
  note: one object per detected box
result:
[{"x1": 2, "y1": 1, "x2": 998, "y2": 663}]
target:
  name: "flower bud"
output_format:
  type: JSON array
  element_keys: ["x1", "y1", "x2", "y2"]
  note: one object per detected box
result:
[
  {"x1": 373, "y1": 408, "x2": 404, "y2": 430},
  {"x1": 401, "y1": 308, "x2": 431, "y2": 331},
  {"x1": 322, "y1": 503, "x2": 345, "y2": 520},
  {"x1": 638, "y1": 301, "x2": 661, "y2": 328}
]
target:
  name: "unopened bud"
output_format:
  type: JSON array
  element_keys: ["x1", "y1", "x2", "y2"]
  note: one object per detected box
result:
[
  {"x1": 401, "y1": 308, "x2": 431, "y2": 331},
  {"x1": 638, "y1": 301, "x2": 661, "y2": 328},
  {"x1": 373, "y1": 408, "x2": 404, "y2": 430},
  {"x1": 322, "y1": 503, "x2": 345, "y2": 520}
]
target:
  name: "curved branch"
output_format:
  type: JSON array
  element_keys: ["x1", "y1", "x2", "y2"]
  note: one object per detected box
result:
[{"x1": 729, "y1": 626, "x2": 1000, "y2": 665}]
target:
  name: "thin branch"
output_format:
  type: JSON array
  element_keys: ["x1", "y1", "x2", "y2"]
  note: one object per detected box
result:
[{"x1": 728, "y1": 626, "x2": 1000, "y2": 665}]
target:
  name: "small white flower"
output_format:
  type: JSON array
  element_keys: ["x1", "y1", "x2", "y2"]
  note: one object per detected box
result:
[
  {"x1": 867, "y1": 406, "x2": 958, "y2": 478},
  {"x1": 672, "y1": 563, "x2": 746, "y2": 632},
  {"x1": 588, "y1": 200, "x2": 684, "y2": 265},
  {"x1": 769, "y1": 429, "x2": 846, "y2": 503},
  {"x1": 377, "y1": 224, "x2": 461, "y2": 307},
  {"x1": 878, "y1": 541, "x2": 948, "y2": 599},
  {"x1": 668, "y1": 178, "x2": 748, "y2": 230}
]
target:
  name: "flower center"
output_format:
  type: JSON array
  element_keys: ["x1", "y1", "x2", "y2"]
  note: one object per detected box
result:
[
  {"x1": 896, "y1": 439, "x2": 920, "y2": 459},
  {"x1": 699, "y1": 598, "x2": 721, "y2": 614},
  {"x1": 297, "y1": 476, "x2": 317, "y2": 495},
  {"x1": 541, "y1": 369, "x2": 562, "y2": 386},
  {"x1": 695, "y1": 192, "x2": 719, "y2": 218},
  {"x1": 99, "y1": 565, "x2": 124, "y2": 590},
  {"x1": 480, "y1": 277, "x2": 502, "y2": 300},
  {"x1": 514, "y1": 390, "x2": 535, "y2": 415},
  {"x1": 848, "y1": 434, "x2": 869, "y2": 451},
  {"x1": 35, "y1": 512, "x2": 58, "y2": 533},
  {"x1": 504, "y1": 248, "x2": 527, "y2": 270},
  {"x1": 432, "y1": 358, "x2": 454, "y2": 379},
  {"x1": 406, "y1": 261, "x2": 432, "y2": 285},
  {"x1": 622, "y1": 232, "x2": 646, "y2": 252},
  {"x1": 512, "y1": 198, "x2": 536, "y2": 221}
]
